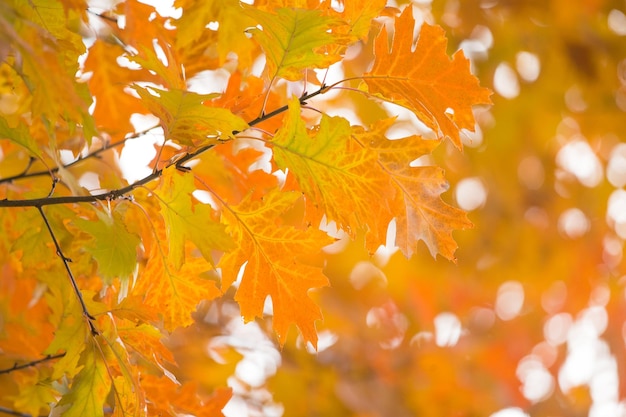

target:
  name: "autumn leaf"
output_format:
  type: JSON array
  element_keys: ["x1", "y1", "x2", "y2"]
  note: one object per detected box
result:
[
  {"x1": 0, "y1": 117, "x2": 42, "y2": 159},
  {"x1": 55, "y1": 338, "x2": 111, "y2": 417},
  {"x1": 143, "y1": 374, "x2": 231, "y2": 417},
  {"x1": 132, "y1": 86, "x2": 248, "y2": 147},
  {"x1": 132, "y1": 210, "x2": 223, "y2": 331},
  {"x1": 364, "y1": 7, "x2": 492, "y2": 149},
  {"x1": 272, "y1": 97, "x2": 393, "y2": 239},
  {"x1": 75, "y1": 208, "x2": 140, "y2": 283},
  {"x1": 155, "y1": 166, "x2": 235, "y2": 268},
  {"x1": 355, "y1": 119, "x2": 471, "y2": 260},
  {"x1": 85, "y1": 40, "x2": 150, "y2": 138},
  {"x1": 218, "y1": 189, "x2": 333, "y2": 347},
  {"x1": 244, "y1": 6, "x2": 349, "y2": 81}
]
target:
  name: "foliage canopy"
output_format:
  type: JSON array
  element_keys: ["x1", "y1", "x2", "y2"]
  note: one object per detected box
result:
[{"x1": 1, "y1": 0, "x2": 625, "y2": 416}]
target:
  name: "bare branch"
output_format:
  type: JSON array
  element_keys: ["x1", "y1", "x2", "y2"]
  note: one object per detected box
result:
[
  {"x1": 0, "y1": 353, "x2": 65, "y2": 375},
  {"x1": 37, "y1": 207, "x2": 99, "y2": 336}
]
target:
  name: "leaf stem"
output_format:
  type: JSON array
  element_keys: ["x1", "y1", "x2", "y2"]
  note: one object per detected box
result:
[
  {"x1": 37, "y1": 207, "x2": 99, "y2": 336},
  {"x1": 0, "y1": 353, "x2": 65, "y2": 375}
]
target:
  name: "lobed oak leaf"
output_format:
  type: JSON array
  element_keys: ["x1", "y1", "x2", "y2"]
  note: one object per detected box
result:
[
  {"x1": 272, "y1": 97, "x2": 393, "y2": 240},
  {"x1": 74, "y1": 208, "x2": 140, "y2": 284},
  {"x1": 43, "y1": 289, "x2": 90, "y2": 380},
  {"x1": 132, "y1": 86, "x2": 248, "y2": 148},
  {"x1": 143, "y1": 374, "x2": 231, "y2": 417},
  {"x1": 335, "y1": 0, "x2": 387, "y2": 42},
  {"x1": 364, "y1": 7, "x2": 492, "y2": 150},
  {"x1": 173, "y1": 0, "x2": 257, "y2": 71},
  {"x1": 133, "y1": 216, "x2": 223, "y2": 331},
  {"x1": 8, "y1": 371, "x2": 57, "y2": 417},
  {"x1": 361, "y1": 122, "x2": 471, "y2": 260},
  {"x1": 155, "y1": 166, "x2": 235, "y2": 269},
  {"x1": 55, "y1": 338, "x2": 112, "y2": 417},
  {"x1": 244, "y1": 6, "x2": 350, "y2": 81},
  {"x1": 218, "y1": 188, "x2": 333, "y2": 347},
  {"x1": 85, "y1": 41, "x2": 150, "y2": 138}
]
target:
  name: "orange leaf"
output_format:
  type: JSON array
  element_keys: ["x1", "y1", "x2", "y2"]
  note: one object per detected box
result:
[
  {"x1": 218, "y1": 189, "x2": 333, "y2": 347},
  {"x1": 143, "y1": 374, "x2": 231, "y2": 417},
  {"x1": 361, "y1": 120, "x2": 472, "y2": 260},
  {"x1": 364, "y1": 7, "x2": 492, "y2": 150}
]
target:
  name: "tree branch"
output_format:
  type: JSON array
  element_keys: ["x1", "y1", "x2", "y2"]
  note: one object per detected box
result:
[
  {"x1": 38, "y1": 207, "x2": 99, "y2": 336},
  {"x1": 0, "y1": 125, "x2": 160, "y2": 186},
  {"x1": 0, "y1": 406, "x2": 42, "y2": 417},
  {"x1": 0, "y1": 86, "x2": 328, "y2": 209},
  {"x1": 0, "y1": 353, "x2": 65, "y2": 375}
]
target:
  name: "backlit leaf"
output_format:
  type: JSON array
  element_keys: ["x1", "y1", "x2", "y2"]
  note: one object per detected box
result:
[
  {"x1": 56, "y1": 338, "x2": 111, "y2": 417},
  {"x1": 155, "y1": 166, "x2": 235, "y2": 269},
  {"x1": 218, "y1": 189, "x2": 333, "y2": 347},
  {"x1": 75, "y1": 208, "x2": 140, "y2": 283},
  {"x1": 133, "y1": 215, "x2": 223, "y2": 331},
  {"x1": 360, "y1": 120, "x2": 471, "y2": 260},
  {"x1": 364, "y1": 7, "x2": 492, "y2": 149},
  {"x1": 0, "y1": 117, "x2": 42, "y2": 158},
  {"x1": 244, "y1": 6, "x2": 349, "y2": 81},
  {"x1": 132, "y1": 86, "x2": 248, "y2": 147},
  {"x1": 272, "y1": 97, "x2": 393, "y2": 238}
]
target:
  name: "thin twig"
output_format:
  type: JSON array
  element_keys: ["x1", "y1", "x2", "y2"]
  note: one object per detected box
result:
[
  {"x1": 0, "y1": 125, "x2": 160, "y2": 185},
  {"x1": 0, "y1": 406, "x2": 41, "y2": 417},
  {"x1": 37, "y1": 207, "x2": 99, "y2": 336},
  {"x1": 0, "y1": 353, "x2": 65, "y2": 375},
  {"x1": 0, "y1": 87, "x2": 329, "y2": 209}
]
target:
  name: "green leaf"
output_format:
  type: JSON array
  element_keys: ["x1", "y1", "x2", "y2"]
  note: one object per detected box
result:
[
  {"x1": 244, "y1": 7, "x2": 348, "y2": 81},
  {"x1": 75, "y1": 209, "x2": 140, "y2": 283},
  {"x1": 133, "y1": 85, "x2": 248, "y2": 147},
  {"x1": 156, "y1": 166, "x2": 236, "y2": 269}
]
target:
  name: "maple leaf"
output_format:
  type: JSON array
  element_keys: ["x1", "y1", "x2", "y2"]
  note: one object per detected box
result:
[
  {"x1": 364, "y1": 7, "x2": 492, "y2": 150},
  {"x1": 244, "y1": 6, "x2": 349, "y2": 81},
  {"x1": 132, "y1": 86, "x2": 248, "y2": 147},
  {"x1": 74, "y1": 208, "x2": 140, "y2": 283},
  {"x1": 218, "y1": 189, "x2": 333, "y2": 347},
  {"x1": 155, "y1": 167, "x2": 235, "y2": 269},
  {"x1": 272, "y1": 97, "x2": 393, "y2": 238}
]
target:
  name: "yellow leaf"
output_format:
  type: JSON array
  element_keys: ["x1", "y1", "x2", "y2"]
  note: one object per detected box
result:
[
  {"x1": 56, "y1": 338, "x2": 112, "y2": 417},
  {"x1": 218, "y1": 189, "x2": 333, "y2": 347},
  {"x1": 244, "y1": 6, "x2": 349, "y2": 81},
  {"x1": 364, "y1": 7, "x2": 492, "y2": 149},
  {"x1": 74, "y1": 208, "x2": 140, "y2": 284},
  {"x1": 272, "y1": 97, "x2": 393, "y2": 239},
  {"x1": 132, "y1": 86, "x2": 248, "y2": 147},
  {"x1": 173, "y1": 0, "x2": 257, "y2": 70}
]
